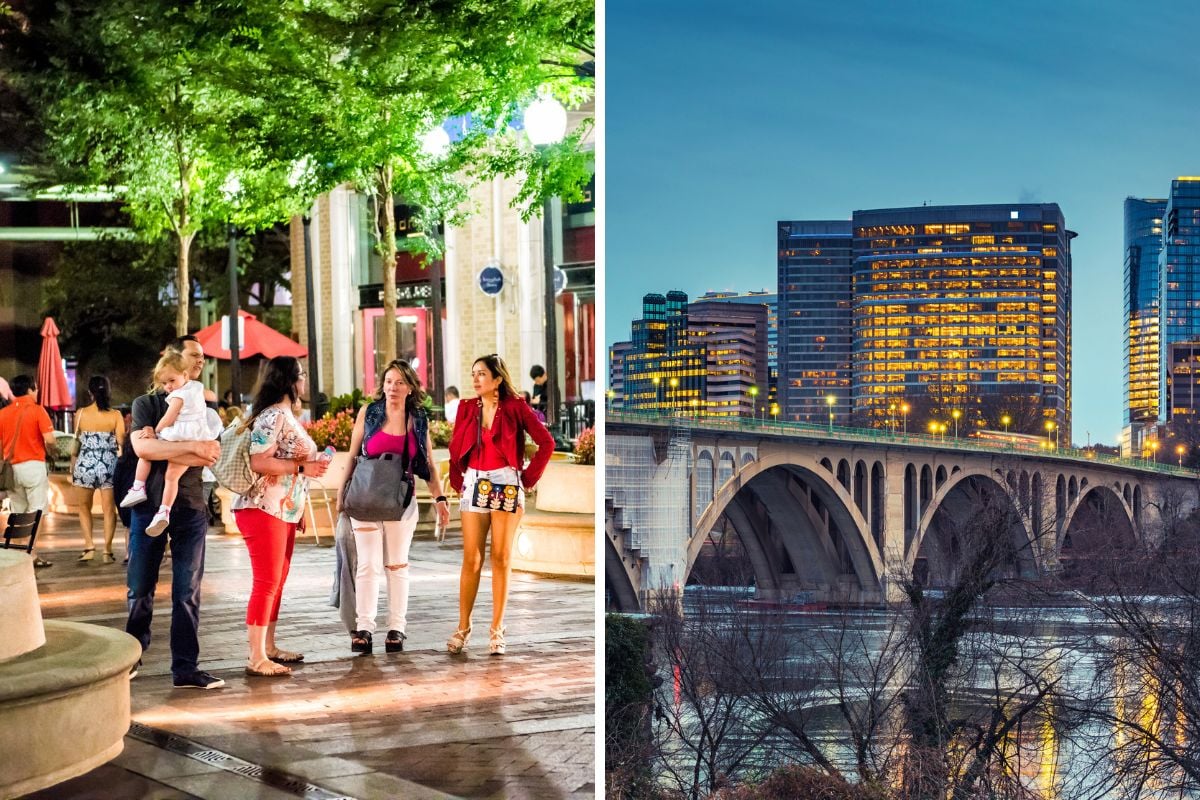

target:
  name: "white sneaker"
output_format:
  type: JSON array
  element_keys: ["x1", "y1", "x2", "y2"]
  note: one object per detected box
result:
[
  {"x1": 120, "y1": 486, "x2": 148, "y2": 508},
  {"x1": 145, "y1": 508, "x2": 171, "y2": 537},
  {"x1": 201, "y1": 467, "x2": 217, "y2": 483}
]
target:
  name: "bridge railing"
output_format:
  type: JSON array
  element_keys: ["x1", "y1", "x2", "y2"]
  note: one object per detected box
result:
[{"x1": 606, "y1": 410, "x2": 1198, "y2": 478}]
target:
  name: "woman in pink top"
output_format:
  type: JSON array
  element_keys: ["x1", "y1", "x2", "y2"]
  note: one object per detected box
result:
[{"x1": 339, "y1": 360, "x2": 449, "y2": 655}]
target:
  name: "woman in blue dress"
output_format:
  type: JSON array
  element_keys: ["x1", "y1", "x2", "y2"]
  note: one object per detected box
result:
[{"x1": 71, "y1": 376, "x2": 125, "y2": 563}]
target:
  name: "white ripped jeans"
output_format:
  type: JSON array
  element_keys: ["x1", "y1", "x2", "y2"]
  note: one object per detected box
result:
[{"x1": 351, "y1": 499, "x2": 419, "y2": 634}]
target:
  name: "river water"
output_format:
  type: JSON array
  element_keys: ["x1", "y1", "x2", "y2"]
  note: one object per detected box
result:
[{"x1": 670, "y1": 586, "x2": 1200, "y2": 800}]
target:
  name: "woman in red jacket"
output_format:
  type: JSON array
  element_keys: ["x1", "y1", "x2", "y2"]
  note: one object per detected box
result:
[{"x1": 447, "y1": 354, "x2": 555, "y2": 655}]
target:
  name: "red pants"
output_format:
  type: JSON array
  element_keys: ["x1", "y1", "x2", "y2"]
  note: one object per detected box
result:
[{"x1": 235, "y1": 508, "x2": 297, "y2": 626}]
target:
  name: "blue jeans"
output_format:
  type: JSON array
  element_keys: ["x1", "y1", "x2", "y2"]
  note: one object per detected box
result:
[{"x1": 125, "y1": 503, "x2": 208, "y2": 678}]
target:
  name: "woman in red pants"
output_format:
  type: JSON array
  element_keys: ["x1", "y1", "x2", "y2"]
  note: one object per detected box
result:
[
  {"x1": 447, "y1": 354, "x2": 555, "y2": 655},
  {"x1": 232, "y1": 356, "x2": 330, "y2": 677}
]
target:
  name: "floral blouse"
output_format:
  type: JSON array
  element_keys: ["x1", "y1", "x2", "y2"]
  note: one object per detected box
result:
[{"x1": 231, "y1": 405, "x2": 315, "y2": 524}]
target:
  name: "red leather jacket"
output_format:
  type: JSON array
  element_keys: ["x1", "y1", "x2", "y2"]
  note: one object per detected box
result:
[{"x1": 448, "y1": 396, "x2": 556, "y2": 493}]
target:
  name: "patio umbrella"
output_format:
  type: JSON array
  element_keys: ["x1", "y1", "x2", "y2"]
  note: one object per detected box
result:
[
  {"x1": 194, "y1": 309, "x2": 308, "y2": 360},
  {"x1": 36, "y1": 317, "x2": 72, "y2": 410}
]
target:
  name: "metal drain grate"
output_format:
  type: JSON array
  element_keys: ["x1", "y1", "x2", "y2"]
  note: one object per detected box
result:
[{"x1": 127, "y1": 721, "x2": 358, "y2": 799}]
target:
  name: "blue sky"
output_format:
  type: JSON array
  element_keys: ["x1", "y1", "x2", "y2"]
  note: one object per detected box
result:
[{"x1": 605, "y1": 0, "x2": 1200, "y2": 445}]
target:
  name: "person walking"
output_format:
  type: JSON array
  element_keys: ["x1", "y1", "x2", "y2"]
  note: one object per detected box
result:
[
  {"x1": 447, "y1": 354, "x2": 554, "y2": 655},
  {"x1": 124, "y1": 335, "x2": 224, "y2": 688},
  {"x1": 339, "y1": 360, "x2": 450, "y2": 655},
  {"x1": 0, "y1": 375, "x2": 57, "y2": 567},
  {"x1": 71, "y1": 376, "x2": 125, "y2": 563},
  {"x1": 233, "y1": 356, "x2": 329, "y2": 677}
]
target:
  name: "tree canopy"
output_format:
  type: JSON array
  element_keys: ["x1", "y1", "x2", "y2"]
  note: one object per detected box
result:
[{"x1": 1, "y1": 0, "x2": 595, "y2": 350}]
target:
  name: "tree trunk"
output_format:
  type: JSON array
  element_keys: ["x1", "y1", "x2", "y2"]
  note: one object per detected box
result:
[
  {"x1": 175, "y1": 230, "x2": 195, "y2": 335},
  {"x1": 378, "y1": 162, "x2": 397, "y2": 365}
]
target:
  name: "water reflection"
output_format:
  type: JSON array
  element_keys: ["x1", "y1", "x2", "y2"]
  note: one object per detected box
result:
[{"x1": 660, "y1": 586, "x2": 1200, "y2": 799}]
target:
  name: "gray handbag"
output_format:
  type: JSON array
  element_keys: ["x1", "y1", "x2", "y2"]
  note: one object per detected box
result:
[{"x1": 341, "y1": 451, "x2": 415, "y2": 522}]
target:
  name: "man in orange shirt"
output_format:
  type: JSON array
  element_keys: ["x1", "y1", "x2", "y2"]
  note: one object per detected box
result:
[{"x1": 0, "y1": 375, "x2": 57, "y2": 566}]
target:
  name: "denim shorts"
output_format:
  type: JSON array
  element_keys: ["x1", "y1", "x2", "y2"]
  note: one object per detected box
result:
[{"x1": 460, "y1": 467, "x2": 524, "y2": 514}]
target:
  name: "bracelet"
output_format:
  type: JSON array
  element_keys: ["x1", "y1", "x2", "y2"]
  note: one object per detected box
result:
[{"x1": 435, "y1": 495, "x2": 447, "y2": 504}]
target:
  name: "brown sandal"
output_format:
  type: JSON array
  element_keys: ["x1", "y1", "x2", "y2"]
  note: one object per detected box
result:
[
  {"x1": 266, "y1": 649, "x2": 305, "y2": 664},
  {"x1": 245, "y1": 659, "x2": 291, "y2": 677}
]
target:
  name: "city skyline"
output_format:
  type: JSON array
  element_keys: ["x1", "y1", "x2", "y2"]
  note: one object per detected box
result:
[{"x1": 607, "y1": 0, "x2": 1200, "y2": 445}]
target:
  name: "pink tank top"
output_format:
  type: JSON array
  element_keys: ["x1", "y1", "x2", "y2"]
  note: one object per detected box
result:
[{"x1": 366, "y1": 429, "x2": 415, "y2": 459}]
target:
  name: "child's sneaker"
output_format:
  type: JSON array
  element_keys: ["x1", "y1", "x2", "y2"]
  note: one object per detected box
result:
[
  {"x1": 145, "y1": 507, "x2": 171, "y2": 537},
  {"x1": 201, "y1": 466, "x2": 217, "y2": 483},
  {"x1": 120, "y1": 486, "x2": 148, "y2": 508}
]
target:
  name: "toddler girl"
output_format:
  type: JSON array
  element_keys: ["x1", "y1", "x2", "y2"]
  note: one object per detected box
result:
[{"x1": 121, "y1": 353, "x2": 223, "y2": 536}]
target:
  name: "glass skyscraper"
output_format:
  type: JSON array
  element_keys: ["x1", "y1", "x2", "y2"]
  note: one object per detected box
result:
[
  {"x1": 1123, "y1": 197, "x2": 1166, "y2": 429},
  {"x1": 776, "y1": 221, "x2": 854, "y2": 423},
  {"x1": 1160, "y1": 178, "x2": 1200, "y2": 420}
]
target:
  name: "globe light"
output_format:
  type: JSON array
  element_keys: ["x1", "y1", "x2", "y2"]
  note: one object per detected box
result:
[
  {"x1": 420, "y1": 124, "x2": 451, "y2": 159},
  {"x1": 524, "y1": 95, "x2": 568, "y2": 146},
  {"x1": 222, "y1": 173, "x2": 242, "y2": 200}
]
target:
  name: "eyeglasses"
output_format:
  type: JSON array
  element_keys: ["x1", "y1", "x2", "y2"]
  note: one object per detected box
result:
[{"x1": 297, "y1": 371, "x2": 307, "y2": 379}]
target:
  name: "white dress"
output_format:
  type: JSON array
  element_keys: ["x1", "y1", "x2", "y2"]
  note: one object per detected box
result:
[{"x1": 158, "y1": 381, "x2": 223, "y2": 442}]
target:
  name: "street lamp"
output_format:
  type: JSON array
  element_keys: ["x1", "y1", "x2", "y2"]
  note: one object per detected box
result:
[
  {"x1": 749, "y1": 385, "x2": 759, "y2": 421},
  {"x1": 652, "y1": 376, "x2": 661, "y2": 412},
  {"x1": 771, "y1": 403, "x2": 779, "y2": 424},
  {"x1": 888, "y1": 402, "x2": 896, "y2": 433},
  {"x1": 1001, "y1": 414, "x2": 1011, "y2": 434},
  {"x1": 690, "y1": 398, "x2": 699, "y2": 418},
  {"x1": 1177, "y1": 444, "x2": 1186, "y2": 467},
  {"x1": 1149, "y1": 439, "x2": 1160, "y2": 463},
  {"x1": 669, "y1": 377, "x2": 679, "y2": 415},
  {"x1": 929, "y1": 421, "x2": 939, "y2": 439},
  {"x1": 951, "y1": 409, "x2": 961, "y2": 438},
  {"x1": 826, "y1": 394, "x2": 836, "y2": 433},
  {"x1": 901, "y1": 402, "x2": 909, "y2": 436},
  {"x1": 1045, "y1": 420, "x2": 1057, "y2": 451},
  {"x1": 525, "y1": 94, "x2": 569, "y2": 430}
]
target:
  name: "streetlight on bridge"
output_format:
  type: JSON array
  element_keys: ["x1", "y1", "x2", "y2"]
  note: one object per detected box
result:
[
  {"x1": 669, "y1": 376, "x2": 679, "y2": 415},
  {"x1": 1045, "y1": 420, "x2": 1057, "y2": 451},
  {"x1": 1149, "y1": 439, "x2": 1160, "y2": 463},
  {"x1": 901, "y1": 402, "x2": 909, "y2": 436},
  {"x1": 749, "y1": 385, "x2": 759, "y2": 421},
  {"x1": 1001, "y1": 414, "x2": 1011, "y2": 435},
  {"x1": 951, "y1": 408, "x2": 961, "y2": 438},
  {"x1": 826, "y1": 394, "x2": 836, "y2": 433},
  {"x1": 1178, "y1": 444, "x2": 1186, "y2": 468},
  {"x1": 771, "y1": 403, "x2": 779, "y2": 424}
]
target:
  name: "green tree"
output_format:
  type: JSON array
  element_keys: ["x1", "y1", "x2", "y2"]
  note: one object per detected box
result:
[
  {"x1": 0, "y1": 0, "x2": 316, "y2": 334},
  {"x1": 281, "y1": 0, "x2": 595, "y2": 363}
]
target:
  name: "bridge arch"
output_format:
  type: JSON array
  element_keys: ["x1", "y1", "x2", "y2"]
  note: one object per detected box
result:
[
  {"x1": 1059, "y1": 484, "x2": 1139, "y2": 582},
  {"x1": 605, "y1": 527, "x2": 640, "y2": 612},
  {"x1": 690, "y1": 452, "x2": 884, "y2": 599},
  {"x1": 694, "y1": 451, "x2": 714, "y2": 520},
  {"x1": 908, "y1": 467, "x2": 1037, "y2": 584}
]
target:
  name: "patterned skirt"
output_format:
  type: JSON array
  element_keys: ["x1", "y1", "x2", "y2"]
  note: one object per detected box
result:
[{"x1": 72, "y1": 431, "x2": 118, "y2": 489}]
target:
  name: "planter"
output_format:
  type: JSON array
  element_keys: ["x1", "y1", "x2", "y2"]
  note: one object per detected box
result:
[
  {"x1": 0, "y1": 551, "x2": 141, "y2": 798},
  {"x1": 534, "y1": 461, "x2": 595, "y2": 515},
  {"x1": 47, "y1": 474, "x2": 103, "y2": 516},
  {"x1": 512, "y1": 461, "x2": 595, "y2": 578}
]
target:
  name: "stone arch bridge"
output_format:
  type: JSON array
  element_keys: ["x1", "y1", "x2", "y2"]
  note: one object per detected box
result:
[{"x1": 606, "y1": 413, "x2": 1200, "y2": 612}]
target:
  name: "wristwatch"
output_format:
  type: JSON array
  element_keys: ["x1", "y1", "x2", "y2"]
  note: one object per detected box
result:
[
  {"x1": 297, "y1": 463, "x2": 305, "y2": 475},
  {"x1": 435, "y1": 495, "x2": 447, "y2": 504}
]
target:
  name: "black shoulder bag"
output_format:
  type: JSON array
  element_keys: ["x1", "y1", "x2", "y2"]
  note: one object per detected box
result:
[{"x1": 341, "y1": 429, "x2": 416, "y2": 521}]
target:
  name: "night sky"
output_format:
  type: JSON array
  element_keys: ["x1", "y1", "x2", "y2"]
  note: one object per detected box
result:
[{"x1": 605, "y1": 0, "x2": 1200, "y2": 444}]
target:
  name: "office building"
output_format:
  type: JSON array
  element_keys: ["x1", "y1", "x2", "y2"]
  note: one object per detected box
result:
[
  {"x1": 1160, "y1": 178, "x2": 1200, "y2": 421},
  {"x1": 688, "y1": 299, "x2": 768, "y2": 417},
  {"x1": 779, "y1": 205, "x2": 1073, "y2": 438},
  {"x1": 699, "y1": 289, "x2": 778, "y2": 409},
  {"x1": 776, "y1": 221, "x2": 854, "y2": 424},
  {"x1": 1122, "y1": 197, "x2": 1166, "y2": 454},
  {"x1": 612, "y1": 290, "x2": 768, "y2": 417}
]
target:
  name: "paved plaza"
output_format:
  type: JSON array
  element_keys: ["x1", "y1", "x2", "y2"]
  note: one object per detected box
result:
[{"x1": 21, "y1": 511, "x2": 596, "y2": 800}]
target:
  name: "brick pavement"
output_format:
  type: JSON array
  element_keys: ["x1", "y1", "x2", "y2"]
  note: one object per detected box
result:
[{"x1": 24, "y1": 511, "x2": 596, "y2": 799}]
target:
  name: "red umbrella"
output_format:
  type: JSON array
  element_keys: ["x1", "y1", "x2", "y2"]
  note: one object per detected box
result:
[
  {"x1": 37, "y1": 317, "x2": 72, "y2": 410},
  {"x1": 194, "y1": 310, "x2": 308, "y2": 360}
]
